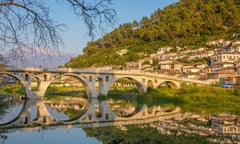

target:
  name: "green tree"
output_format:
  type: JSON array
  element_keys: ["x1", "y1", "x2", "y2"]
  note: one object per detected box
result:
[{"x1": 65, "y1": 0, "x2": 240, "y2": 68}]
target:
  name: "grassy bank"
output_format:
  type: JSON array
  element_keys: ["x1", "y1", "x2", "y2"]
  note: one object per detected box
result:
[
  {"x1": 0, "y1": 83, "x2": 24, "y2": 97},
  {"x1": 143, "y1": 85, "x2": 240, "y2": 115},
  {"x1": 45, "y1": 86, "x2": 87, "y2": 100}
]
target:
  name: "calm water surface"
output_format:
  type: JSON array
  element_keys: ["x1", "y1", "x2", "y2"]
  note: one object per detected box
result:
[{"x1": 1, "y1": 127, "x2": 101, "y2": 144}]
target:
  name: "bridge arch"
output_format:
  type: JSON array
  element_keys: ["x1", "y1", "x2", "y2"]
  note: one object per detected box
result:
[
  {"x1": 0, "y1": 72, "x2": 25, "y2": 84},
  {"x1": 106, "y1": 75, "x2": 147, "y2": 96},
  {"x1": 40, "y1": 73, "x2": 92, "y2": 98},
  {"x1": 157, "y1": 80, "x2": 180, "y2": 89},
  {"x1": 147, "y1": 80, "x2": 154, "y2": 88},
  {"x1": 30, "y1": 76, "x2": 41, "y2": 91},
  {"x1": 0, "y1": 72, "x2": 28, "y2": 97},
  {"x1": 94, "y1": 76, "x2": 104, "y2": 91},
  {"x1": 0, "y1": 72, "x2": 27, "y2": 125}
]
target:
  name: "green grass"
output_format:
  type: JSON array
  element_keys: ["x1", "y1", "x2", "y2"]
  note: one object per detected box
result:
[
  {"x1": 0, "y1": 83, "x2": 24, "y2": 97},
  {"x1": 106, "y1": 85, "x2": 240, "y2": 116},
  {"x1": 143, "y1": 85, "x2": 240, "y2": 115},
  {"x1": 0, "y1": 82, "x2": 24, "y2": 116},
  {"x1": 45, "y1": 86, "x2": 87, "y2": 100}
]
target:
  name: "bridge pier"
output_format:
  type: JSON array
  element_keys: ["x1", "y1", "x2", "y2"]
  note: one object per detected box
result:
[
  {"x1": 76, "y1": 98, "x2": 117, "y2": 123},
  {"x1": 98, "y1": 87, "x2": 109, "y2": 96},
  {"x1": 36, "y1": 101, "x2": 54, "y2": 124},
  {"x1": 88, "y1": 89, "x2": 99, "y2": 98},
  {"x1": 34, "y1": 81, "x2": 51, "y2": 98},
  {"x1": 24, "y1": 88, "x2": 43, "y2": 99},
  {"x1": 21, "y1": 79, "x2": 43, "y2": 99}
]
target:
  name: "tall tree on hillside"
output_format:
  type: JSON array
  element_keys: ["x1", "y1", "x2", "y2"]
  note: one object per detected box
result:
[{"x1": 0, "y1": 0, "x2": 116, "y2": 57}]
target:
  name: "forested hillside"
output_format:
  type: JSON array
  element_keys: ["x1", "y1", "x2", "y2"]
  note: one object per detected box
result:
[{"x1": 64, "y1": 0, "x2": 240, "y2": 68}]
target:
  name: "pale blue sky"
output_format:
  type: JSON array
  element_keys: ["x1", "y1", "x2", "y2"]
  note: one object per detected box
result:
[{"x1": 53, "y1": 0, "x2": 179, "y2": 55}]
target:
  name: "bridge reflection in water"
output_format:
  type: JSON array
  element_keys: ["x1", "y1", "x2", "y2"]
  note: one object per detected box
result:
[{"x1": 0, "y1": 96, "x2": 181, "y2": 129}]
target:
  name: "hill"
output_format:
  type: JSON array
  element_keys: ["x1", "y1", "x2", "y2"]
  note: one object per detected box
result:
[{"x1": 64, "y1": 0, "x2": 240, "y2": 68}]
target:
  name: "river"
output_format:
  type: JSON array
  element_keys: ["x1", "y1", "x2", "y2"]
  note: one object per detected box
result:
[
  {"x1": 0, "y1": 76, "x2": 240, "y2": 143},
  {"x1": 1, "y1": 127, "x2": 100, "y2": 144}
]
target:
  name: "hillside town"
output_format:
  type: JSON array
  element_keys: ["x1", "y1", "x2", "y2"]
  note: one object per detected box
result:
[{"x1": 120, "y1": 39, "x2": 240, "y2": 87}]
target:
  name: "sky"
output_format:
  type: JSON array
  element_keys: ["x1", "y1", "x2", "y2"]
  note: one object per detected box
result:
[
  {"x1": 53, "y1": 0, "x2": 179, "y2": 55},
  {"x1": 7, "y1": 0, "x2": 179, "y2": 68}
]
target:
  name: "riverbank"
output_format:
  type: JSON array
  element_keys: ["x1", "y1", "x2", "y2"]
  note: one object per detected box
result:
[
  {"x1": 141, "y1": 85, "x2": 240, "y2": 116},
  {"x1": 83, "y1": 112, "x2": 240, "y2": 144}
]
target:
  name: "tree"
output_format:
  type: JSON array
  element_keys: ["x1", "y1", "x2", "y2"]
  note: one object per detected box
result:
[{"x1": 0, "y1": 0, "x2": 116, "y2": 57}]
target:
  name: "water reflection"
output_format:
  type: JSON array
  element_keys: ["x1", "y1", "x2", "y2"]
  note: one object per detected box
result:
[
  {"x1": 108, "y1": 100, "x2": 139, "y2": 117},
  {"x1": 44, "y1": 75, "x2": 89, "y2": 121},
  {"x1": 0, "y1": 96, "x2": 25, "y2": 125},
  {"x1": 0, "y1": 74, "x2": 25, "y2": 124},
  {"x1": 1, "y1": 127, "x2": 101, "y2": 144},
  {"x1": 44, "y1": 97, "x2": 89, "y2": 121},
  {"x1": 107, "y1": 77, "x2": 144, "y2": 117}
]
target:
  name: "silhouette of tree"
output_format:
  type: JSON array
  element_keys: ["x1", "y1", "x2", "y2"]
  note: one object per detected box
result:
[{"x1": 0, "y1": 0, "x2": 116, "y2": 56}]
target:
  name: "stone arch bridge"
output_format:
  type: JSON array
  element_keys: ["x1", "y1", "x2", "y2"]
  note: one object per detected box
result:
[{"x1": 1, "y1": 67, "x2": 211, "y2": 99}]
